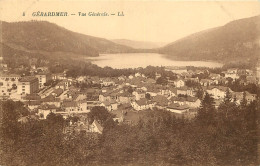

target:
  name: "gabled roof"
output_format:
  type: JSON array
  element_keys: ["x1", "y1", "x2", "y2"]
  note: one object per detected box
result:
[
  {"x1": 136, "y1": 98, "x2": 153, "y2": 106},
  {"x1": 52, "y1": 88, "x2": 63, "y2": 96},
  {"x1": 92, "y1": 120, "x2": 103, "y2": 133},
  {"x1": 41, "y1": 95, "x2": 60, "y2": 102},
  {"x1": 24, "y1": 100, "x2": 42, "y2": 106},
  {"x1": 207, "y1": 86, "x2": 230, "y2": 92},
  {"x1": 102, "y1": 100, "x2": 117, "y2": 106},
  {"x1": 186, "y1": 96, "x2": 199, "y2": 102},
  {"x1": 23, "y1": 94, "x2": 41, "y2": 100},
  {"x1": 152, "y1": 95, "x2": 168, "y2": 106},
  {"x1": 170, "y1": 96, "x2": 186, "y2": 102},
  {"x1": 38, "y1": 104, "x2": 58, "y2": 110},
  {"x1": 167, "y1": 103, "x2": 189, "y2": 110},
  {"x1": 63, "y1": 101, "x2": 78, "y2": 108}
]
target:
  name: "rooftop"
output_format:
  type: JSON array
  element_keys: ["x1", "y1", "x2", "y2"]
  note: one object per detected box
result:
[{"x1": 20, "y1": 76, "x2": 38, "y2": 83}]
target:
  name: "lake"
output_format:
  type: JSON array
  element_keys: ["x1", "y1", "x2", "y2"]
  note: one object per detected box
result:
[{"x1": 86, "y1": 53, "x2": 223, "y2": 69}]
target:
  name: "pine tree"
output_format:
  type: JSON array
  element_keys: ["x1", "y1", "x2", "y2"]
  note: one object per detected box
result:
[
  {"x1": 240, "y1": 91, "x2": 247, "y2": 108},
  {"x1": 197, "y1": 92, "x2": 216, "y2": 125},
  {"x1": 224, "y1": 88, "x2": 232, "y2": 104}
]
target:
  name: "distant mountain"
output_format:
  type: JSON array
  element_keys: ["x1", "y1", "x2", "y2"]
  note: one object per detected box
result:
[
  {"x1": 158, "y1": 15, "x2": 260, "y2": 62},
  {"x1": 112, "y1": 39, "x2": 167, "y2": 49},
  {"x1": 0, "y1": 21, "x2": 135, "y2": 57}
]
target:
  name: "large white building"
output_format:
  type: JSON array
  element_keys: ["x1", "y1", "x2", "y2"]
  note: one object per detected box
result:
[
  {"x1": 0, "y1": 74, "x2": 21, "y2": 97},
  {"x1": 36, "y1": 72, "x2": 51, "y2": 89},
  {"x1": 17, "y1": 76, "x2": 39, "y2": 95}
]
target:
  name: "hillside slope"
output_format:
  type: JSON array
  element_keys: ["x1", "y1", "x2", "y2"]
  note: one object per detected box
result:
[
  {"x1": 0, "y1": 21, "x2": 135, "y2": 57},
  {"x1": 158, "y1": 15, "x2": 260, "y2": 62},
  {"x1": 112, "y1": 39, "x2": 166, "y2": 49}
]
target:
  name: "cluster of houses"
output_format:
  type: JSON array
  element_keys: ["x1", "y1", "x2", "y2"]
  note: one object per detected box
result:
[{"x1": 0, "y1": 62, "x2": 259, "y2": 134}]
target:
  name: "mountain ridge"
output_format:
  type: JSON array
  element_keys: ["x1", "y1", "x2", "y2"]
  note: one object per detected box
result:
[
  {"x1": 0, "y1": 20, "x2": 136, "y2": 57},
  {"x1": 112, "y1": 39, "x2": 167, "y2": 49},
  {"x1": 158, "y1": 15, "x2": 260, "y2": 62}
]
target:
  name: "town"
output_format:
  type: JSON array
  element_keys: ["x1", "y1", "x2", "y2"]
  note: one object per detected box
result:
[{"x1": 1, "y1": 56, "x2": 259, "y2": 134}]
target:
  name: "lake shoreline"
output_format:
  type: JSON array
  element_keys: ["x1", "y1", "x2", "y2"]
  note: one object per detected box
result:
[{"x1": 85, "y1": 53, "x2": 223, "y2": 69}]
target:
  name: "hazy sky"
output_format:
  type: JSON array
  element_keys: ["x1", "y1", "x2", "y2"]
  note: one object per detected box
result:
[{"x1": 0, "y1": 0, "x2": 260, "y2": 43}]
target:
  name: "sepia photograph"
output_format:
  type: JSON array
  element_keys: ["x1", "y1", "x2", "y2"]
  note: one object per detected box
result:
[{"x1": 0, "y1": 0, "x2": 260, "y2": 165}]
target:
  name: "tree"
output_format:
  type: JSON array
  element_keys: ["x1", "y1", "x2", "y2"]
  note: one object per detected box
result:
[
  {"x1": 0, "y1": 100, "x2": 20, "y2": 141},
  {"x1": 224, "y1": 88, "x2": 232, "y2": 104},
  {"x1": 240, "y1": 91, "x2": 247, "y2": 108},
  {"x1": 156, "y1": 76, "x2": 168, "y2": 85},
  {"x1": 196, "y1": 87, "x2": 204, "y2": 100},
  {"x1": 87, "y1": 106, "x2": 114, "y2": 126},
  {"x1": 196, "y1": 93, "x2": 216, "y2": 125},
  {"x1": 145, "y1": 93, "x2": 151, "y2": 100}
]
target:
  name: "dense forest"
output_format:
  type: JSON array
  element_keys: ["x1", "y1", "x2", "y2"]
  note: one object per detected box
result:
[{"x1": 0, "y1": 91, "x2": 259, "y2": 166}]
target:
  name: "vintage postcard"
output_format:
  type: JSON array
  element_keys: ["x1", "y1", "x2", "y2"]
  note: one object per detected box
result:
[{"x1": 0, "y1": 0, "x2": 259, "y2": 165}]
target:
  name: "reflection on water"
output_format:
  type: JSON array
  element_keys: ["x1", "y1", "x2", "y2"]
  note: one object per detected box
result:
[{"x1": 86, "y1": 53, "x2": 223, "y2": 69}]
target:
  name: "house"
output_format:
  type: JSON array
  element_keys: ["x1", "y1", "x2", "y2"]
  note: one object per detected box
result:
[
  {"x1": 166, "y1": 103, "x2": 189, "y2": 114},
  {"x1": 52, "y1": 73, "x2": 67, "y2": 80},
  {"x1": 146, "y1": 86, "x2": 160, "y2": 97},
  {"x1": 74, "y1": 93, "x2": 87, "y2": 101},
  {"x1": 101, "y1": 78, "x2": 115, "y2": 87},
  {"x1": 246, "y1": 76, "x2": 258, "y2": 84},
  {"x1": 231, "y1": 91, "x2": 256, "y2": 104},
  {"x1": 173, "y1": 79, "x2": 185, "y2": 88},
  {"x1": 62, "y1": 101, "x2": 78, "y2": 112},
  {"x1": 111, "y1": 109, "x2": 125, "y2": 123},
  {"x1": 170, "y1": 96, "x2": 186, "y2": 105},
  {"x1": 186, "y1": 77, "x2": 200, "y2": 83},
  {"x1": 76, "y1": 76, "x2": 87, "y2": 83},
  {"x1": 209, "y1": 73, "x2": 221, "y2": 80},
  {"x1": 0, "y1": 74, "x2": 21, "y2": 91},
  {"x1": 168, "y1": 87, "x2": 177, "y2": 97},
  {"x1": 38, "y1": 104, "x2": 58, "y2": 119},
  {"x1": 128, "y1": 75, "x2": 134, "y2": 79},
  {"x1": 51, "y1": 88, "x2": 63, "y2": 97},
  {"x1": 224, "y1": 69, "x2": 239, "y2": 80},
  {"x1": 24, "y1": 100, "x2": 42, "y2": 110},
  {"x1": 177, "y1": 87, "x2": 188, "y2": 96},
  {"x1": 131, "y1": 98, "x2": 154, "y2": 111},
  {"x1": 206, "y1": 86, "x2": 231, "y2": 99},
  {"x1": 118, "y1": 76, "x2": 127, "y2": 81},
  {"x1": 200, "y1": 79, "x2": 214, "y2": 86},
  {"x1": 135, "y1": 72, "x2": 142, "y2": 77},
  {"x1": 78, "y1": 100, "x2": 90, "y2": 112},
  {"x1": 100, "y1": 100, "x2": 118, "y2": 112},
  {"x1": 160, "y1": 87, "x2": 170, "y2": 96},
  {"x1": 227, "y1": 68, "x2": 238, "y2": 74},
  {"x1": 41, "y1": 95, "x2": 61, "y2": 107},
  {"x1": 152, "y1": 95, "x2": 169, "y2": 109},
  {"x1": 55, "y1": 81, "x2": 66, "y2": 90},
  {"x1": 176, "y1": 87, "x2": 196, "y2": 97},
  {"x1": 99, "y1": 89, "x2": 119, "y2": 102},
  {"x1": 17, "y1": 76, "x2": 39, "y2": 95},
  {"x1": 55, "y1": 80, "x2": 72, "y2": 90},
  {"x1": 132, "y1": 89, "x2": 146, "y2": 100},
  {"x1": 117, "y1": 92, "x2": 134, "y2": 104},
  {"x1": 185, "y1": 97, "x2": 201, "y2": 108},
  {"x1": 89, "y1": 120, "x2": 103, "y2": 134}
]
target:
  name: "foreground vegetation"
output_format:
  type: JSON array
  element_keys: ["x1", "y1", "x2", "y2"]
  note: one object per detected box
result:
[{"x1": 0, "y1": 91, "x2": 259, "y2": 166}]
